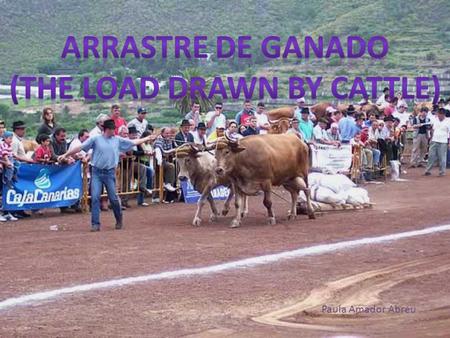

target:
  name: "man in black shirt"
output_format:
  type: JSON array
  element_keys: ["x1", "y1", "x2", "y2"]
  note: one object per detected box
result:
[{"x1": 409, "y1": 107, "x2": 431, "y2": 168}]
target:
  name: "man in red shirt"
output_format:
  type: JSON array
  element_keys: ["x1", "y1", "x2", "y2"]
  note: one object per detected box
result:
[{"x1": 110, "y1": 104, "x2": 127, "y2": 135}]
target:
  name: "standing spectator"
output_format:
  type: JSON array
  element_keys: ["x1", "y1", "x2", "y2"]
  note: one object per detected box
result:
[
  {"x1": 294, "y1": 98, "x2": 316, "y2": 122},
  {"x1": 110, "y1": 104, "x2": 127, "y2": 135},
  {"x1": 10, "y1": 121, "x2": 33, "y2": 219},
  {"x1": 410, "y1": 107, "x2": 431, "y2": 168},
  {"x1": 206, "y1": 102, "x2": 227, "y2": 140},
  {"x1": 0, "y1": 120, "x2": 6, "y2": 141},
  {"x1": 299, "y1": 108, "x2": 314, "y2": 142},
  {"x1": 242, "y1": 116, "x2": 259, "y2": 137},
  {"x1": 192, "y1": 122, "x2": 208, "y2": 146},
  {"x1": 339, "y1": 105, "x2": 358, "y2": 143},
  {"x1": 380, "y1": 116, "x2": 398, "y2": 161},
  {"x1": 154, "y1": 128, "x2": 177, "y2": 192},
  {"x1": 175, "y1": 119, "x2": 194, "y2": 146},
  {"x1": 184, "y1": 101, "x2": 201, "y2": 128},
  {"x1": 59, "y1": 119, "x2": 154, "y2": 231},
  {"x1": 234, "y1": 100, "x2": 255, "y2": 126},
  {"x1": 68, "y1": 129, "x2": 90, "y2": 161},
  {"x1": 424, "y1": 109, "x2": 450, "y2": 176},
  {"x1": 255, "y1": 102, "x2": 270, "y2": 134},
  {"x1": 376, "y1": 87, "x2": 390, "y2": 107},
  {"x1": 0, "y1": 131, "x2": 19, "y2": 188},
  {"x1": 90, "y1": 114, "x2": 108, "y2": 137},
  {"x1": 396, "y1": 92, "x2": 408, "y2": 110},
  {"x1": 0, "y1": 131, "x2": 19, "y2": 222},
  {"x1": 127, "y1": 107, "x2": 149, "y2": 137},
  {"x1": 37, "y1": 107, "x2": 58, "y2": 139},
  {"x1": 51, "y1": 128, "x2": 74, "y2": 164},
  {"x1": 11, "y1": 121, "x2": 34, "y2": 164},
  {"x1": 34, "y1": 134, "x2": 54, "y2": 163}
]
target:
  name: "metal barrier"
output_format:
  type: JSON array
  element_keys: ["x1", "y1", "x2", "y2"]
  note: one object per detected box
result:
[{"x1": 81, "y1": 155, "x2": 165, "y2": 212}]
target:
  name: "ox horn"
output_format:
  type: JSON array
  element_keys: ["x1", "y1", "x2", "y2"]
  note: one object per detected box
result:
[{"x1": 269, "y1": 119, "x2": 280, "y2": 124}]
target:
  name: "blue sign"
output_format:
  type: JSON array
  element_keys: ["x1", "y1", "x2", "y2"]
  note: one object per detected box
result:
[
  {"x1": 2, "y1": 162, "x2": 82, "y2": 210},
  {"x1": 180, "y1": 180, "x2": 230, "y2": 204}
]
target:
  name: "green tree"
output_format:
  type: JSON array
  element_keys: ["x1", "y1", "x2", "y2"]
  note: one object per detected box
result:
[{"x1": 173, "y1": 68, "x2": 214, "y2": 114}]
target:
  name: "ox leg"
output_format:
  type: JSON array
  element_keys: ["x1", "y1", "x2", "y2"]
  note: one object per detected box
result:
[
  {"x1": 222, "y1": 185, "x2": 234, "y2": 216},
  {"x1": 193, "y1": 188, "x2": 216, "y2": 226},
  {"x1": 242, "y1": 195, "x2": 249, "y2": 218},
  {"x1": 262, "y1": 186, "x2": 276, "y2": 225},
  {"x1": 297, "y1": 177, "x2": 316, "y2": 219},
  {"x1": 283, "y1": 180, "x2": 299, "y2": 221},
  {"x1": 230, "y1": 191, "x2": 243, "y2": 228},
  {"x1": 207, "y1": 194, "x2": 219, "y2": 223}
]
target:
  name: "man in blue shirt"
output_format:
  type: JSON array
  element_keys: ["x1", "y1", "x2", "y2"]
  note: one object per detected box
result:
[
  {"x1": 298, "y1": 108, "x2": 314, "y2": 142},
  {"x1": 339, "y1": 105, "x2": 358, "y2": 143},
  {"x1": 59, "y1": 119, "x2": 155, "y2": 232}
]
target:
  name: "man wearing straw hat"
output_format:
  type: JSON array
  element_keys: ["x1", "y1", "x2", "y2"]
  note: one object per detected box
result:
[{"x1": 58, "y1": 119, "x2": 155, "y2": 231}]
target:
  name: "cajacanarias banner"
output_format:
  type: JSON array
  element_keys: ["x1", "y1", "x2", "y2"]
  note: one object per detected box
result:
[{"x1": 2, "y1": 162, "x2": 82, "y2": 210}]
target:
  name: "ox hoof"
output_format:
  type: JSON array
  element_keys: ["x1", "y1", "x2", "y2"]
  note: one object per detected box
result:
[
  {"x1": 209, "y1": 214, "x2": 219, "y2": 222},
  {"x1": 222, "y1": 209, "x2": 229, "y2": 216},
  {"x1": 287, "y1": 213, "x2": 297, "y2": 221},
  {"x1": 192, "y1": 217, "x2": 202, "y2": 227},
  {"x1": 268, "y1": 217, "x2": 276, "y2": 225},
  {"x1": 241, "y1": 211, "x2": 249, "y2": 218},
  {"x1": 230, "y1": 220, "x2": 241, "y2": 228},
  {"x1": 308, "y1": 212, "x2": 316, "y2": 220}
]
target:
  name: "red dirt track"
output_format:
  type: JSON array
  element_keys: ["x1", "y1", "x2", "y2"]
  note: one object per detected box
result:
[{"x1": 1, "y1": 168, "x2": 450, "y2": 337}]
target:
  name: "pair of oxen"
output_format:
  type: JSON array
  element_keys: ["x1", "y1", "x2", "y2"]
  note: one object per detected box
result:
[{"x1": 169, "y1": 133, "x2": 316, "y2": 228}]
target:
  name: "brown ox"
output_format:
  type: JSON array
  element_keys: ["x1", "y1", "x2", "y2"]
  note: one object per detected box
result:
[
  {"x1": 310, "y1": 102, "x2": 332, "y2": 121},
  {"x1": 413, "y1": 101, "x2": 433, "y2": 115},
  {"x1": 267, "y1": 106, "x2": 295, "y2": 134},
  {"x1": 176, "y1": 143, "x2": 248, "y2": 226},
  {"x1": 215, "y1": 134, "x2": 315, "y2": 228}
]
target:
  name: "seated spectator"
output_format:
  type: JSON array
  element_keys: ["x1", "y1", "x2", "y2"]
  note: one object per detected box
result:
[
  {"x1": 226, "y1": 121, "x2": 243, "y2": 141},
  {"x1": 154, "y1": 128, "x2": 177, "y2": 192},
  {"x1": 136, "y1": 131, "x2": 155, "y2": 207},
  {"x1": 192, "y1": 122, "x2": 208, "y2": 146},
  {"x1": 242, "y1": 116, "x2": 259, "y2": 137},
  {"x1": 128, "y1": 127, "x2": 153, "y2": 206},
  {"x1": 34, "y1": 134, "x2": 54, "y2": 163},
  {"x1": 175, "y1": 119, "x2": 194, "y2": 146},
  {"x1": 327, "y1": 123, "x2": 341, "y2": 142},
  {"x1": 351, "y1": 132, "x2": 374, "y2": 177},
  {"x1": 51, "y1": 128, "x2": 75, "y2": 164},
  {"x1": 393, "y1": 103, "x2": 410, "y2": 127},
  {"x1": 188, "y1": 119, "x2": 196, "y2": 132},
  {"x1": 313, "y1": 118, "x2": 339, "y2": 146},
  {"x1": 380, "y1": 116, "x2": 398, "y2": 161},
  {"x1": 286, "y1": 118, "x2": 303, "y2": 139},
  {"x1": 238, "y1": 125, "x2": 247, "y2": 135},
  {"x1": 364, "y1": 112, "x2": 377, "y2": 128},
  {"x1": 37, "y1": 107, "x2": 58, "y2": 141},
  {"x1": 0, "y1": 120, "x2": 5, "y2": 141}
]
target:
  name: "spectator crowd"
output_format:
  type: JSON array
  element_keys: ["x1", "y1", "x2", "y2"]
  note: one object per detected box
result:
[{"x1": 1, "y1": 94, "x2": 450, "y2": 223}]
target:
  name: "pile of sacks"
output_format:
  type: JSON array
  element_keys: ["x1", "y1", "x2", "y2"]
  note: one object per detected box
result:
[{"x1": 299, "y1": 173, "x2": 371, "y2": 211}]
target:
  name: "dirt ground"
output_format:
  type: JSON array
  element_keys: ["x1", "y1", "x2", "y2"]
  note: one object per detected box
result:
[{"x1": 1, "y1": 168, "x2": 450, "y2": 337}]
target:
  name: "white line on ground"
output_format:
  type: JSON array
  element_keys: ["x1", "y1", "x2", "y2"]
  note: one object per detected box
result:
[{"x1": 1, "y1": 224, "x2": 450, "y2": 312}]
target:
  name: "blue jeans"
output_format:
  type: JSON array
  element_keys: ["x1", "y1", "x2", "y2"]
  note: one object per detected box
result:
[
  {"x1": 2, "y1": 159, "x2": 19, "y2": 188},
  {"x1": 137, "y1": 166, "x2": 154, "y2": 205},
  {"x1": 91, "y1": 167, "x2": 122, "y2": 229},
  {"x1": 371, "y1": 148, "x2": 381, "y2": 166}
]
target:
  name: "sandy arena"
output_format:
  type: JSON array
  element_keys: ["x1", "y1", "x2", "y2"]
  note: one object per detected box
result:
[{"x1": 1, "y1": 168, "x2": 450, "y2": 337}]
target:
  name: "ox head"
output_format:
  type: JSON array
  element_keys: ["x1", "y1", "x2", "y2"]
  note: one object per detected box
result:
[
  {"x1": 214, "y1": 134, "x2": 246, "y2": 178},
  {"x1": 176, "y1": 143, "x2": 203, "y2": 181}
]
